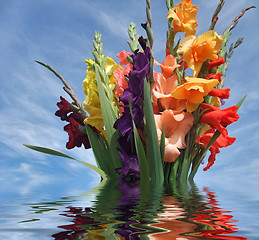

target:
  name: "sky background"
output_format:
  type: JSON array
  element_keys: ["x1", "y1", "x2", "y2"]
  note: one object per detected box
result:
[{"x1": 0, "y1": 0, "x2": 259, "y2": 207}]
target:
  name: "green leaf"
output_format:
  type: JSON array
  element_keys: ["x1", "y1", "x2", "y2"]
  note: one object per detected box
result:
[
  {"x1": 23, "y1": 144, "x2": 108, "y2": 182},
  {"x1": 127, "y1": 92, "x2": 150, "y2": 184},
  {"x1": 94, "y1": 64, "x2": 121, "y2": 170},
  {"x1": 133, "y1": 123, "x2": 150, "y2": 184},
  {"x1": 236, "y1": 94, "x2": 247, "y2": 110},
  {"x1": 160, "y1": 125, "x2": 165, "y2": 162},
  {"x1": 143, "y1": 79, "x2": 164, "y2": 185},
  {"x1": 24, "y1": 144, "x2": 76, "y2": 159},
  {"x1": 84, "y1": 125, "x2": 115, "y2": 177},
  {"x1": 94, "y1": 64, "x2": 116, "y2": 143}
]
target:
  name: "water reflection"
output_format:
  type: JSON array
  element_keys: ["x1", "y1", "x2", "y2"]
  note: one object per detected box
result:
[{"x1": 20, "y1": 181, "x2": 246, "y2": 239}]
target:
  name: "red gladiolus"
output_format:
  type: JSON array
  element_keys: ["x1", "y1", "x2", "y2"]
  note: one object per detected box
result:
[
  {"x1": 55, "y1": 96, "x2": 91, "y2": 149},
  {"x1": 206, "y1": 72, "x2": 222, "y2": 83},
  {"x1": 207, "y1": 56, "x2": 225, "y2": 70},
  {"x1": 199, "y1": 103, "x2": 239, "y2": 137},
  {"x1": 208, "y1": 88, "x2": 230, "y2": 99},
  {"x1": 55, "y1": 96, "x2": 73, "y2": 121},
  {"x1": 64, "y1": 114, "x2": 91, "y2": 149},
  {"x1": 197, "y1": 129, "x2": 236, "y2": 171}
]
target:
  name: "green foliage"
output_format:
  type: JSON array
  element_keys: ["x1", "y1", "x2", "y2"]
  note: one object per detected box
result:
[
  {"x1": 23, "y1": 144, "x2": 108, "y2": 182},
  {"x1": 143, "y1": 79, "x2": 164, "y2": 185}
]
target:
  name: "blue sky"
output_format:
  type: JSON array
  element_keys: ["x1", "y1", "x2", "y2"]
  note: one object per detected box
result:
[{"x1": 0, "y1": 0, "x2": 258, "y2": 200}]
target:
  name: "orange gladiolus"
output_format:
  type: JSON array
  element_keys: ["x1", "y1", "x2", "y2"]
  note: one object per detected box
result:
[
  {"x1": 177, "y1": 30, "x2": 223, "y2": 77},
  {"x1": 154, "y1": 109, "x2": 194, "y2": 162},
  {"x1": 171, "y1": 76, "x2": 219, "y2": 112},
  {"x1": 167, "y1": 0, "x2": 198, "y2": 37}
]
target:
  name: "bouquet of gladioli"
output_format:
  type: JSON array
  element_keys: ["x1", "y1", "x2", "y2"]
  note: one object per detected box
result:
[{"x1": 25, "y1": 0, "x2": 255, "y2": 185}]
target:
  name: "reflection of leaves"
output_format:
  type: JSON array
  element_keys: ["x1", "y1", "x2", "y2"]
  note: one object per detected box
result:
[
  {"x1": 22, "y1": 199, "x2": 76, "y2": 215},
  {"x1": 19, "y1": 218, "x2": 40, "y2": 223},
  {"x1": 18, "y1": 181, "x2": 245, "y2": 239}
]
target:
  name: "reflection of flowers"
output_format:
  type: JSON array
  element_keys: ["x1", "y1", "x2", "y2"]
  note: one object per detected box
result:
[
  {"x1": 52, "y1": 206, "x2": 108, "y2": 240},
  {"x1": 189, "y1": 187, "x2": 247, "y2": 239},
  {"x1": 19, "y1": 181, "x2": 244, "y2": 240},
  {"x1": 149, "y1": 186, "x2": 246, "y2": 240},
  {"x1": 114, "y1": 181, "x2": 142, "y2": 239},
  {"x1": 149, "y1": 196, "x2": 198, "y2": 240}
]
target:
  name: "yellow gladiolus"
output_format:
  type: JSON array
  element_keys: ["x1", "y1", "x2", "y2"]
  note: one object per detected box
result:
[
  {"x1": 83, "y1": 56, "x2": 121, "y2": 132},
  {"x1": 167, "y1": 0, "x2": 198, "y2": 37},
  {"x1": 177, "y1": 30, "x2": 223, "y2": 77},
  {"x1": 171, "y1": 76, "x2": 219, "y2": 112}
]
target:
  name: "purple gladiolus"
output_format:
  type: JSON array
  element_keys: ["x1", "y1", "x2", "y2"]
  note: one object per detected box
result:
[
  {"x1": 116, "y1": 149, "x2": 140, "y2": 181},
  {"x1": 114, "y1": 37, "x2": 151, "y2": 181}
]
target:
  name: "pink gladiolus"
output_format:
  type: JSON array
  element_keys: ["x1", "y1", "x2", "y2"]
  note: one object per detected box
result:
[
  {"x1": 153, "y1": 72, "x2": 186, "y2": 112},
  {"x1": 154, "y1": 110, "x2": 194, "y2": 162},
  {"x1": 116, "y1": 50, "x2": 131, "y2": 66},
  {"x1": 114, "y1": 51, "x2": 133, "y2": 98}
]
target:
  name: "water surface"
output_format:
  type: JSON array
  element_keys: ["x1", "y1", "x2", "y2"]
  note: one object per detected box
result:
[{"x1": 1, "y1": 178, "x2": 258, "y2": 240}]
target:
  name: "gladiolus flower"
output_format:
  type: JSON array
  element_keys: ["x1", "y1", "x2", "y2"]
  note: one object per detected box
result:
[
  {"x1": 206, "y1": 72, "x2": 222, "y2": 83},
  {"x1": 156, "y1": 54, "x2": 180, "y2": 79},
  {"x1": 114, "y1": 37, "x2": 151, "y2": 178},
  {"x1": 197, "y1": 129, "x2": 236, "y2": 171},
  {"x1": 152, "y1": 54, "x2": 182, "y2": 111},
  {"x1": 153, "y1": 72, "x2": 186, "y2": 112},
  {"x1": 167, "y1": 0, "x2": 198, "y2": 37},
  {"x1": 116, "y1": 50, "x2": 131, "y2": 66},
  {"x1": 154, "y1": 72, "x2": 178, "y2": 96},
  {"x1": 177, "y1": 30, "x2": 223, "y2": 77},
  {"x1": 154, "y1": 110, "x2": 194, "y2": 162},
  {"x1": 200, "y1": 103, "x2": 239, "y2": 137},
  {"x1": 55, "y1": 96, "x2": 74, "y2": 121},
  {"x1": 114, "y1": 50, "x2": 133, "y2": 98},
  {"x1": 116, "y1": 148, "x2": 140, "y2": 181},
  {"x1": 55, "y1": 97, "x2": 91, "y2": 149},
  {"x1": 171, "y1": 76, "x2": 219, "y2": 112},
  {"x1": 114, "y1": 46, "x2": 150, "y2": 139},
  {"x1": 208, "y1": 88, "x2": 230, "y2": 99},
  {"x1": 207, "y1": 56, "x2": 225, "y2": 70},
  {"x1": 64, "y1": 114, "x2": 91, "y2": 149},
  {"x1": 83, "y1": 56, "x2": 121, "y2": 132}
]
